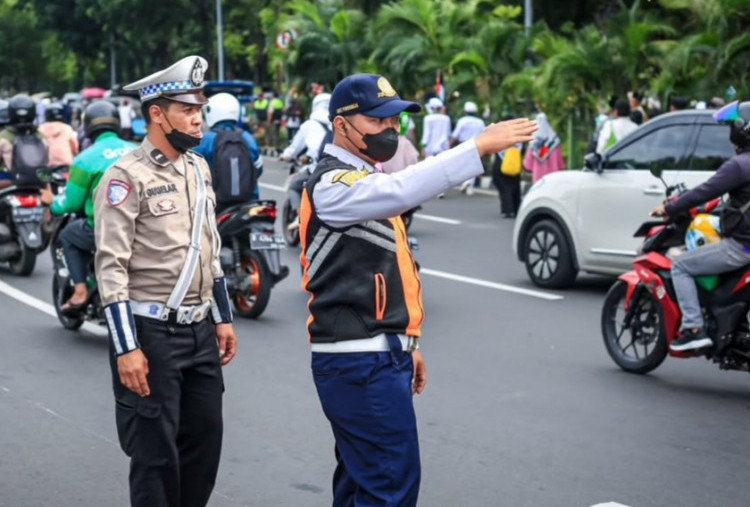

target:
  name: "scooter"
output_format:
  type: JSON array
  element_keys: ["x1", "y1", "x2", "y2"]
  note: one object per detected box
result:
[
  {"x1": 601, "y1": 167, "x2": 750, "y2": 374},
  {"x1": 0, "y1": 167, "x2": 63, "y2": 275},
  {"x1": 216, "y1": 199, "x2": 289, "y2": 318}
]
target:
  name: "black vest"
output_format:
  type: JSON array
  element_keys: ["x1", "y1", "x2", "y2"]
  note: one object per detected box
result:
[{"x1": 300, "y1": 155, "x2": 424, "y2": 343}]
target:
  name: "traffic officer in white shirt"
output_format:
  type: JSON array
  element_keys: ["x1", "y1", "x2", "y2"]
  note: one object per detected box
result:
[
  {"x1": 94, "y1": 55, "x2": 237, "y2": 507},
  {"x1": 300, "y1": 73, "x2": 537, "y2": 507}
]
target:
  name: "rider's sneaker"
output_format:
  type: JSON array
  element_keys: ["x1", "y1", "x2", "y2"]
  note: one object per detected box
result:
[
  {"x1": 287, "y1": 216, "x2": 300, "y2": 231},
  {"x1": 670, "y1": 328, "x2": 713, "y2": 352}
]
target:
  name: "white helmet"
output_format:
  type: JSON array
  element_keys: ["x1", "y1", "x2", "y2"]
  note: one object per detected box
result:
[{"x1": 204, "y1": 92, "x2": 241, "y2": 128}]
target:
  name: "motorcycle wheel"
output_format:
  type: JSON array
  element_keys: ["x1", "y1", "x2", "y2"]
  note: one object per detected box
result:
[
  {"x1": 281, "y1": 199, "x2": 300, "y2": 247},
  {"x1": 601, "y1": 280, "x2": 667, "y2": 374},
  {"x1": 52, "y1": 274, "x2": 84, "y2": 330},
  {"x1": 232, "y1": 250, "x2": 272, "y2": 319},
  {"x1": 8, "y1": 243, "x2": 37, "y2": 276}
]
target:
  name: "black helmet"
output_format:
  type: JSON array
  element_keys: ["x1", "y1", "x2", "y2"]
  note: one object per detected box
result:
[
  {"x1": 8, "y1": 94, "x2": 35, "y2": 125},
  {"x1": 83, "y1": 100, "x2": 120, "y2": 139},
  {"x1": 0, "y1": 99, "x2": 9, "y2": 126},
  {"x1": 713, "y1": 100, "x2": 750, "y2": 150},
  {"x1": 45, "y1": 103, "x2": 65, "y2": 122}
]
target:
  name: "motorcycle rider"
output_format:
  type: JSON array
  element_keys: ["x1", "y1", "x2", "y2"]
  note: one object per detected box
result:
[
  {"x1": 279, "y1": 92, "x2": 332, "y2": 230},
  {"x1": 652, "y1": 100, "x2": 750, "y2": 351},
  {"x1": 0, "y1": 94, "x2": 46, "y2": 190},
  {"x1": 40, "y1": 101, "x2": 135, "y2": 313},
  {"x1": 37, "y1": 102, "x2": 80, "y2": 169},
  {"x1": 195, "y1": 92, "x2": 263, "y2": 206}
]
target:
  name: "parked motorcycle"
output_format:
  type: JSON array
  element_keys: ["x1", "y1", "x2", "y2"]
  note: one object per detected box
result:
[
  {"x1": 217, "y1": 199, "x2": 289, "y2": 318},
  {"x1": 0, "y1": 167, "x2": 63, "y2": 275},
  {"x1": 601, "y1": 167, "x2": 750, "y2": 374}
]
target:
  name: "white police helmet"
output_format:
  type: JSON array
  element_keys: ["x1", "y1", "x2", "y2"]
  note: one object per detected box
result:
[{"x1": 204, "y1": 92, "x2": 241, "y2": 128}]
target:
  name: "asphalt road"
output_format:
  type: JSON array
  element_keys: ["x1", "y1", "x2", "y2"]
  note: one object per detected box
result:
[{"x1": 1, "y1": 159, "x2": 749, "y2": 507}]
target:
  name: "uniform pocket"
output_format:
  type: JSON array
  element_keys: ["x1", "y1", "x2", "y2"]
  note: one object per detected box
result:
[
  {"x1": 147, "y1": 197, "x2": 179, "y2": 217},
  {"x1": 374, "y1": 272, "x2": 387, "y2": 321}
]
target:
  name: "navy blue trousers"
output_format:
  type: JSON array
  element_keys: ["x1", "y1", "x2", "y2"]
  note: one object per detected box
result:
[{"x1": 312, "y1": 335, "x2": 421, "y2": 507}]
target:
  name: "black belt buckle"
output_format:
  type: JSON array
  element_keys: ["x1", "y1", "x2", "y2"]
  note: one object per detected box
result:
[{"x1": 165, "y1": 310, "x2": 180, "y2": 326}]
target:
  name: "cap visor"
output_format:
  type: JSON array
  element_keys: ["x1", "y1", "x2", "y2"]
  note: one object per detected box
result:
[
  {"x1": 164, "y1": 92, "x2": 208, "y2": 105},
  {"x1": 364, "y1": 99, "x2": 422, "y2": 118}
]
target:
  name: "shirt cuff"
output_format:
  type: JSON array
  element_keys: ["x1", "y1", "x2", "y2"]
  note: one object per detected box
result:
[
  {"x1": 210, "y1": 277, "x2": 233, "y2": 324},
  {"x1": 104, "y1": 301, "x2": 140, "y2": 356}
]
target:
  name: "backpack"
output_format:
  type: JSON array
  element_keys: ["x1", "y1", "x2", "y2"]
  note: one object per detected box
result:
[
  {"x1": 11, "y1": 130, "x2": 48, "y2": 187},
  {"x1": 315, "y1": 120, "x2": 333, "y2": 161},
  {"x1": 211, "y1": 129, "x2": 256, "y2": 206},
  {"x1": 500, "y1": 146, "x2": 522, "y2": 176}
]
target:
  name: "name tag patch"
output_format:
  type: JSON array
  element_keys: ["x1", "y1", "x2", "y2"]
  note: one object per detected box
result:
[
  {"x1": 107, "y1": 179, "x2": 132, "y2": 206},
  {"x1": 145, "y1": 183, "x2": 178, "y2": 198}
]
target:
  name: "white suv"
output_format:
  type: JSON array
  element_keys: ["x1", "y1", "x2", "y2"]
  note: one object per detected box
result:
[{"x1": 512, "y1": 107, "x2": 738, "y2": 289}]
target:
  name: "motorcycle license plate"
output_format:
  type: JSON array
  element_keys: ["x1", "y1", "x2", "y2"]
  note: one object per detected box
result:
[
  {"x1": 250, "y1": 232, "x2": 285, "y2": 250},
  {"x1": 12, "y1": 207, "x2": 44, "y2": 222}
]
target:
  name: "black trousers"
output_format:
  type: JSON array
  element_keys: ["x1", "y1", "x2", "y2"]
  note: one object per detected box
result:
[
  {"x1": 109, "y1": 316, "x2": 224, "y2": 507},
  {"x1": 59, "y1": 219, "x2": 95, "y2": 284},
  {"x1": 493, "y1": 173, "x2": 521, "y2": 215}
]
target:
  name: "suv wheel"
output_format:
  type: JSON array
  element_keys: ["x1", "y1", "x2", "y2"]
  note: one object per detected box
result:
[{"x1": 523, "y1": 219, "x2": 577, "y2": 288}]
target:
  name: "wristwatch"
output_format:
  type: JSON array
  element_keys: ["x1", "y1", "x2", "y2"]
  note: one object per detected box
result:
[{"x1": 408, "y1": 338, "x2": 420, "y2": 352}]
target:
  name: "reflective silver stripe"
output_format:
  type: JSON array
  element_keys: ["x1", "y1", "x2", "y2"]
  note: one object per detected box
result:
[
  {"x1": 167, "y1": 154, "x2": 207, "y2": 311},
  {"x1": 205, "y1": 194, "x2": 222, "y2": 274},
  {"x1": 104, "y1": 305, "x2": 123, "y2": 355},
  {"x1": 307, "y1": 232, "x2": 341, "y2": 279},
  {"x1": 344, "y1": 228, "x2": 397, "y2": 253},
  {"x1": 361, "y1": 220, "x2": 396, "y2": 241},
  {"x1": 305, "y1": 228, "x2": 331, "y2": 264}
]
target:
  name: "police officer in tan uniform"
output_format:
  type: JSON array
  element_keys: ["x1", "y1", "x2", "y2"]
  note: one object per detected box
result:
[{"x1": 93, "y1": 55, "x2": 237, "y2": 507}]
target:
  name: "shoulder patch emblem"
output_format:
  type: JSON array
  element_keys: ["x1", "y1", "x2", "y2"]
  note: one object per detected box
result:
[
  {"x1": 332, "y1": 169, "x2": 369, "y2": 187},
  {"x1": 107, "y1": 179, "x2": 132, "y2": 206}
]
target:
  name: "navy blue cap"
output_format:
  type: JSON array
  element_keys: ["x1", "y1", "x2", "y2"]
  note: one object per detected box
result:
[{"x1": 329, "y1": 74, "x2": 421, "y2": 120}]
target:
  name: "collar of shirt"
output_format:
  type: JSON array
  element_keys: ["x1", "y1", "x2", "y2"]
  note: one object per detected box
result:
[
  {"x1": 323, "y1": 144, "x2": 376, "y2": 173},
  {"x1": 142, "y1": 137, "x2": 185, "y2": 175}
]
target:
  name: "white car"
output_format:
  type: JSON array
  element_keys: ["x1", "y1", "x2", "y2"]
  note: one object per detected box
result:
[{"x1": 513, "y1": 107, "x2": 738, "y2": 289}]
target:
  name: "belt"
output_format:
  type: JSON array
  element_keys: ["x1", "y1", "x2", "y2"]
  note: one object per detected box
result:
[
  {"x1": 130, "y1": 300, "x2": 211, "y2": 326},
  {"x1": 310, "y1": 334, "x2": 418, "y2": 353}
]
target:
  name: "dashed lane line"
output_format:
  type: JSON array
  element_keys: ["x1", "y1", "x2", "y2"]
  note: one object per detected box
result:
[{"x1": 420, "y1": 268, "x2": 563, "y2": 301}]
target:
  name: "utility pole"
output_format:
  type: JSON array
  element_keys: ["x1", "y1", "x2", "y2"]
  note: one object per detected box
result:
[
  {"x1": 216, "y1": 0, "x2": 225, "y2": 81},
  {"x1": 524, "y1": 0, "x2": 533, "y2": 39},
  {"x1": 110, "y1": 32, "x2": 116, "y2": 88}
]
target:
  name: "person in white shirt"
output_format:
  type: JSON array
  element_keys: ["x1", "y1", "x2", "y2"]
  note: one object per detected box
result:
[
  {"x1": 450, "y1": 101, "x2": 486, "y2": 194},
  {"x1": 117, "y1": 98, "x2": 135, "y2": 140},
  {"x1": 596, "y1": 98, "x2": 638, "y2": 154},
  {"x1": 279, "y1": 93, "x2": 332, "y2": 229},
  {"x1": 420, "y1": 97, "x2": 451, "y2": 158}
]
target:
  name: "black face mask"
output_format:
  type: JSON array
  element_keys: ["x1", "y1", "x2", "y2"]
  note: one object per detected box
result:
[
  {"x1": 345, "y1": 119, "x2": 399, "y2": 162},
  {"x1": 160, "y1": 110, "x2": 201, "y2": 153}
]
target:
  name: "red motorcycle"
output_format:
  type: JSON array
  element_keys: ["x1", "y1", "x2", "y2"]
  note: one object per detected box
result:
[{"x1": 601, "y1": 174, "x2": 750, "y2": 375}]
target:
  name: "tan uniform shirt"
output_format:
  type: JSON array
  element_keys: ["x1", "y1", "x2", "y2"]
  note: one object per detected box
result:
[{"x1": 94, "y1": 138, "x2": 223, "y2": 308}]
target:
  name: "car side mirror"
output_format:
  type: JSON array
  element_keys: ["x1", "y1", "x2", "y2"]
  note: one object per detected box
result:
[
  {"x1": 584, "y1": 152, "x2": 603, "y2": 173},
  {"x1": 649, "y1": 166, "x2": 663, "y2": 180}
]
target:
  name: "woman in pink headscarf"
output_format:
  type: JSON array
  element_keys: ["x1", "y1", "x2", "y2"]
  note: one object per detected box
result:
[{"x1": 523, "y1": 112, "x2": 565, "y2": 183}]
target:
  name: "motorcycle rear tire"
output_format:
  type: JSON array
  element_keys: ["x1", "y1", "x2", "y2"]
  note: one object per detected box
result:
[
  {"x1": 281, "y1": 199, "x2": 300, "y2": 247},
  {"x1": 232, "y1": 250, "x2": 272, "y2": 319},
  {"x1": 601, "y1": 280, "x2": 668, "y2": 374},
  {"x1": 52, "y1": 275, "x2": 84, "y2": 330},
  {"x1": 8, "y1": 243, "x2": 36, "y2": 276}
]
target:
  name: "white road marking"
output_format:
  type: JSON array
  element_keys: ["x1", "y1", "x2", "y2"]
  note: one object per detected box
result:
[
  {"x1": 258, "y1": 182, "x2": 286, "y2": 193},
  {"x1": 420, "y1": 268, "x2": 563, "y2": 301},
  {"x1": 591, "y1": 503, "x2": 633, "y2": 507},
  {"x1": 414, "y1": 213, "x2": 461, "y2": 225},
  {"x1": 259, "y1": 182, "x2": 462, "y2": 225},
  {"x1": 0, "y1": 279, "x2": 107, "y2": 336}
]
